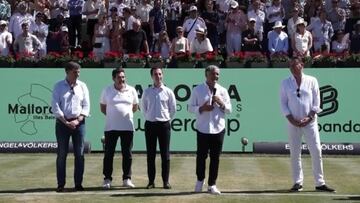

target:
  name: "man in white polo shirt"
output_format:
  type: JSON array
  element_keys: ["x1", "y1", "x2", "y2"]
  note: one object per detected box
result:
[{"x1": 100, "y1": 68, "x2": 139, "y2": 189}]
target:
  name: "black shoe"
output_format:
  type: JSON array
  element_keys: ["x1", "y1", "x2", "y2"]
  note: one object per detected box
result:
[
  {"x1": 290, "y1": 183, "x2": 303, "y2": 192},
  {"x1": 163, "y1": 182, "x2": 172, "y2": 189},
  {"x1": 75, "y1": 185, "x2": 84, "y2": 191},
  {"x1": 315, "y1": 185, "x2": 336, "y2": 193},
  {"x1": 56, "y1": 186, "x2": 64, "y2": 193},
  {"x1": 146, "y1": 182, "x2": 155, "y2": 189}
]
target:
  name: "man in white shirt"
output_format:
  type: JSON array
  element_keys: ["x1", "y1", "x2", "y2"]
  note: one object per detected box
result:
[
  {"x1": 190, "y1": 28, "x2": 213, "y2": 54},
  {"x1": 30, "y1": 12, "x2": 48, "y2": 57},
  {"x1": 182, "y1": 6, "x2": 207, "y2": 44},
  {"x1": 141, "y1": 67, "x2": 176, "y2": 190},
  {"x1": 9, "y1": 2, "x2": 34, "y2": 39},
  {"x1": 100, "y1": 68, "x2": 139, "y2": 190},
  {"x1": 0, "y1": 20, "x2": 12, "y2": 56},
  {"x1": 280, "y1": 57, "x2": 336, "y2": 193},
  {"x1": 13, "y1": 21, "x2": 41, "y2": 56},
  {"x1": 188, "y1": 65, "x2": 232, "y2": 195}
]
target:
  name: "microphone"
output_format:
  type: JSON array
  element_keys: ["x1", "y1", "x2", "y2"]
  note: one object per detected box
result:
[{"x1": 211, "y1": 88, "x2": 217, "y2": 105}]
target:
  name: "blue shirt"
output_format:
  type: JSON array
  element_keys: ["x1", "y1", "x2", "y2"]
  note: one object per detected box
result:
[
  {"x1": 51, "y1": 79, "x2": 90, "y2": 119},
  {"x1": 267, "y1": 30, "x2": 289, "y2": 54},
  {"x1": 149, "y1": 7, "x2": 165, "y2": 33},
  {"x1": 68, "y1": 0, "x2": 84, "y2": 16}
]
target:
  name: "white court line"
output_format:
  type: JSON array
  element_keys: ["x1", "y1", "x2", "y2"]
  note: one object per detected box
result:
[{"x1": 0, "y1": 191, "x2": 358, "y2": 197}]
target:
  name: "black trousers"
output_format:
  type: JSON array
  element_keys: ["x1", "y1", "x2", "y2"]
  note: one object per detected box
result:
[
  {"x1": 103, "y1": 130, "x2": 133, "y2": 181},
  {"x1": 196, "y1": 130, "x2": 225, "y2": 186},
  {"x1": 145, "y1": 121, "x2": 171, "y2": 184},
  {"x1": 69, "y1": 15, "x2": 82, "y2": 47}
]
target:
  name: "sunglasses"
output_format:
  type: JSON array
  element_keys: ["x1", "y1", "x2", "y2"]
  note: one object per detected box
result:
[
  {"x1": 296, "y1": 88, "x2": 300, "y2": 98},
  {"x1": 70, "y1": 87, "x2": 75, "y2": 95}
]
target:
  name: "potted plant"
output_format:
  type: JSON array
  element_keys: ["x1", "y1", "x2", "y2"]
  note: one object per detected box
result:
[
  {"x1": 197, "y1": 52, "x2": 223, "y2": 68},
  {"x1": 14, "y1": 52, "x2": 37, "y2": 68},
  {"x1": 244, "y1": 52, "x2": 268, "y2": 68},
  {"x1": 226, "y1": 52, "x2": 245, "y2": 68},
  {"x1": 123, "y1": 53, "x2": 146, "y2": 68},
  {"x1": 37, "y1": 52, "x2": 60, "y2": 67},
  {"x1": 303, "y1": 56, "x2": 313, "y2": 68},
  {"x1": 270, "y1": 53, "x2": 290, "y2": 68},
  {"x1": 338, "y1": 54, "x2": 360, "y2": 67},
  {"x1": 55, "y1": 53, "x2": 75, "y2": 67},
  {"x1": 169, "y1": 51, "x2": 194, "y2": 68},
  {"x1": 0, "y1": 55, "x2": 15, "y2": 67},
  {"x1": 312, "y1": 53, "x2": 337, "y2": 68},
  {"x1": 103, "y1": 51, "x2": 123, "y2": 68},
  {"x1": 147, "y1": 52, "x2": 165, "y2": 68}
]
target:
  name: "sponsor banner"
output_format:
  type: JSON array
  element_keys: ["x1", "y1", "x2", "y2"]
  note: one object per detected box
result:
[
  {"x1": 253, "y1": 142, "x2": 360, "y2": 155},
  {"x1": 1, "y1": 68, "x2": 360, "y2": 152},
  {"x1": 0, "y1": 141, "x2": 91, "y2": 153}
]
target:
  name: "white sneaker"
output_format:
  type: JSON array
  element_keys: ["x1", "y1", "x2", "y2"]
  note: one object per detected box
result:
[
  {"x1": 103, "y1": 179, "x2": 112, "y2": 189},
  {"x1": 194, "y1": 180, "x2": 204, "y2": 192},
  {"x1": 208, "y1": 185, "x2": 221, "y2": 195},
  {"x1": 123, "y1": 179, "x2": 135, "y2": 188}
]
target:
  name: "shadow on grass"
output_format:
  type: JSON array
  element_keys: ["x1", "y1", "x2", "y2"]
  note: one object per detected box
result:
[
  {"x1": 111, "y1": 191, "x2": 197, "y2": 197},
  {"x1": 223, "y1": 189, "x2": 303, "y2": 194},
  {"x1": 333, "y1": 196, "x2": 360, "y2": 201},
  {"x1": 0, "y1": 186, "x2": 147, "y2": 194}
]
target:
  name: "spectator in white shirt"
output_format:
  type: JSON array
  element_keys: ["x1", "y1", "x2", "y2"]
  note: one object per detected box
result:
[
  {"x1": 247, "y1": 0, "x2": 266, "y2": 41},
  {"x1": 83, "y1": 0, "x2": 106, "y2": 47},
  {"x1": 188, "y1": 65, "x2": 232, "y2": 195},
  {"x1": 9, "y1": 2, "x2": 34, "y2": 39},
  {"x1": 182, "y1": 6, "x2": 207, "y2": 45},
  {"x1": 190, "y1": 28, "x2": 213, "y2": 55},
  {"x1": 265, "y1": 0, "x2": 285, "y2": 33},
  {"x1": 13, "y1": 21, "x2": 41, "y2": 57},
  {"x1": 0, "y1": 20, "x2": 12, "y2": 56},
  {"x1": 30, "y1": 12, "x2": 48, "y2": 57},
  {"x1": 331, "y1": 29, "x2": 350, "y2": 53}
]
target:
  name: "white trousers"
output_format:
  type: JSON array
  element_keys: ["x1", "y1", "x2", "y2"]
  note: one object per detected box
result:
[{"x1": 287, "y1": 120, "x2": 325, "y2": 187}]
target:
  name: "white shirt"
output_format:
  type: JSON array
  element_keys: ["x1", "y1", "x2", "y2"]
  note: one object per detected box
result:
[
  {"x1": 266, "y1": 5, "x2": 284, "y2": 23},
  {"x1": 30, "y1": 21, "x2": 48, "y2": 44},
  {"x1": 9, "y1": 12, "x2": 34, "y2": 38},
  {"x1": 183, "y1": 17, "x2": 206, "y2": 44},
  {"x1": 100, "y1": 84, "x2": 138, "y2": 131},
  {"x1": 49, "y1": 0, "x2": 69, "y2": 19},
  {"x1": 83, "y1": 0, "x2": 105, "y2": 19},
  {"x1": 189, "y1": 82, "x2": 232, "y2": 134},
  {"x1": 216, "y1": 0, "x2": 232, "y2": 13},
  {"x1": 125, "y1": 15, "x2": 136, "y2": 31},
  {"x1": 136, "y1": 3, "x2": 153, "y2": 23},
  {"x1": 190, "y1": 37, "x2": 213, "y2": 54},
  {"x1": 280, "y1": 74, "x2": 321, "y2": 121},
  {"x1": 141, "y1": 84, "x2": 176, "y2": 122},
  {"x1": 0, "y1": 30, "x2": 12, "y2": 56},
  {"x1": 247, "y1": 9, "x2": 265, "y2": 33},
  {"x1": 51, "y1": 79, "x2": 90, "y2": 119}
]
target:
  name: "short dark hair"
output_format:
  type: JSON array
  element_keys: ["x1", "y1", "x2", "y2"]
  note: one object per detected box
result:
[
  {"x1": 290, "y1": 57, "x2": 304, "y2": 65},
  {"x1": 65, "y1": 61, "x2": 81, "y2": 71},
  {"x1": 150, "y1": 67, "x2": 162, "y2": 76},
  {"x1": 112, "y1": 67, "x2": 125, "y2": 78},
  {"x1": 123, "y1": 7, "x2": 131, "y2": 14}
]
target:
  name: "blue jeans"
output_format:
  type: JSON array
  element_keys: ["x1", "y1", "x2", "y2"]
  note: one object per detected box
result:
[{"x1": 55, "y1": 119, "x2": 85, "y2": 187}]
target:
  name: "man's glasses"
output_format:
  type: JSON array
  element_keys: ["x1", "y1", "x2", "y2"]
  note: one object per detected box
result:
[
  {"x1": 296, "y1": 88, "x2": 300, "y2": 98},
  {"x1": 70, "y1": 87, "x2": 75, "y2": 95}
]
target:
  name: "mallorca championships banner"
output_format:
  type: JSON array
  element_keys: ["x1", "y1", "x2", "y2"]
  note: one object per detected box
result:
[{"x1": 0, "y1": 68, "x2": 359, "y2": 152}]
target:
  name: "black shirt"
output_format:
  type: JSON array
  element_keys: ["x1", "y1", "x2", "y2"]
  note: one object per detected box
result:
[{"x1": 123, "y1": 29, "x2": 147, "y2": 54}]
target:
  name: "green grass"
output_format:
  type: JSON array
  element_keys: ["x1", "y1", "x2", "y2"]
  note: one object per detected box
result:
[{"x1": 0, "y1": 154, "x2": 359, "y2": 203}]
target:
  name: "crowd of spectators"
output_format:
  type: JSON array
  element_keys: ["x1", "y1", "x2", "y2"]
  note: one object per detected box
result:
[{"x1": 0, "y1": 0, "x2": 360, "y2": 63}]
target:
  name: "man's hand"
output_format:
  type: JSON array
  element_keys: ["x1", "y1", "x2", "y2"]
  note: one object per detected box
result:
[
  {"x1": 299, "y1": 116, "x2": 313, "y2": 127},
  {"x1": 199, "y1": 101, "x2": 214, "y2": 113},
  {"x1": 212, "y1": 95, "x2": 225, "y2": 108}
]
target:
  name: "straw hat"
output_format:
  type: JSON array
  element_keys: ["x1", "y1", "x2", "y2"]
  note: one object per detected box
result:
[
  {"x1": 273, "y1": 21, "x2": 285, "y2": 29},
  {"x1": 295, "y1": 18, "x2": 307, "y2": 26}
]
